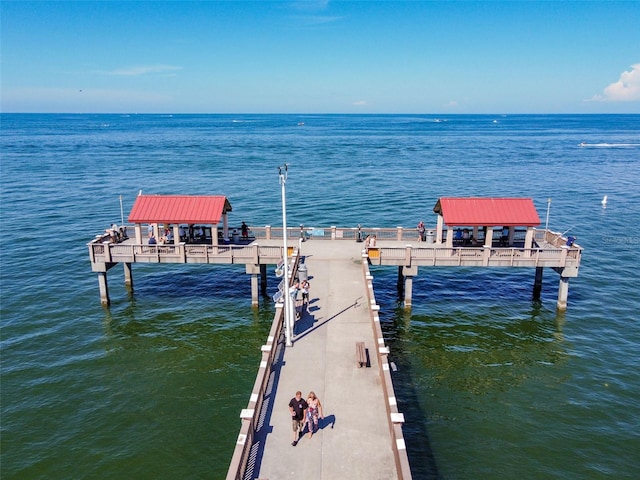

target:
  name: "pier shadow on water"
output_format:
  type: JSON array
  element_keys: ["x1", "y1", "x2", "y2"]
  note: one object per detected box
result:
[{"x1": 387, "y1": 309, "x2": 442, "y2": 480}]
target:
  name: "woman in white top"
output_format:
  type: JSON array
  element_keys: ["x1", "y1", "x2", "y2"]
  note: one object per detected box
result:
[{"x1": 305, "y1": 391, "x2": 324, "y2": 438}]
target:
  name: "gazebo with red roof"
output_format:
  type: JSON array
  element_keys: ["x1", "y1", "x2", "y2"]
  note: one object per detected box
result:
[
  {"x1": 128, "y1": 194, "x2": 233, "y2": 246},
  {"x1": 432, "y1": 197, "x2": 541, "y2": 249}
]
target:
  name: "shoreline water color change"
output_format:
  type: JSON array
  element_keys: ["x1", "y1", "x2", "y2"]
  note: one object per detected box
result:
[{"x1": 1, "y1": 114, "x2": 639, "y2": 479}]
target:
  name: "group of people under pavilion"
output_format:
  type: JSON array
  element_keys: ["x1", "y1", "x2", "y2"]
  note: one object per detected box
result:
[
  {"x1": 123, "y1": 194, "x2": 544, "y2": 251},
  {"x1": 127, "y1": 194, "x2": 234, "y2": 246},
  {"x1": 430, "y1": 197, "x2": 542, "y2": 250}
]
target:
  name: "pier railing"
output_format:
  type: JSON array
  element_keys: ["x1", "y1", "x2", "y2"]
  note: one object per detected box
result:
[
  {"x1": 361, "y1": 252, "x2": 413, "y2": 479},
  {"x1": 89, "y1": 227, "x2": 580, "y2": 275},
  {"x1": 88, "y1": 241, "x2": 283, "y2": 270},
  {"x1": 251, "y1": 225, "x2": 558, "y2": 245},
  {"x1": 369, "y1": 243, "x2": 581, "y2": 274}
]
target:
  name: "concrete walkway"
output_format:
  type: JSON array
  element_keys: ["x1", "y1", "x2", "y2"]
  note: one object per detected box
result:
[{"x1": 250, "y1": 240, "x2": 399, "y2": 480}]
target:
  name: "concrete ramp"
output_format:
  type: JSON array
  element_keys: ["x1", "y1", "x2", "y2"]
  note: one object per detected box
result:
[{"x1": 250, "y1": 240, "x2": 399, "y2": 479}]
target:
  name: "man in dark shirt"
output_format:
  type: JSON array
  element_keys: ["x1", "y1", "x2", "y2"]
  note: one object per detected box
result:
[{"x1": 288, "y1": 391, "x2": 308, "y2": 446}]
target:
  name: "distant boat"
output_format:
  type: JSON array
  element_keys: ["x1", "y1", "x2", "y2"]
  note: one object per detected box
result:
[
  {"x1": 298, "y1": 122, "x2": 305, "y2": 126},
  {"x1": 601, "y1": 195, "x2": 608, "y2": 207}
]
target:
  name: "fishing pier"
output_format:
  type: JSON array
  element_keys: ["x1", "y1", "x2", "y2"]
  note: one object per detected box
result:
[{"x1": 87, "y1": 195, "x2": 582, "y2": 479}]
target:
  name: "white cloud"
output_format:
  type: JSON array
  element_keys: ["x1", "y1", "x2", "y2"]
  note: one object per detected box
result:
[
  {"x1": 352, "y1": 100, "x2": 367, "y2": 106},
  {"x1": 590, "y1": 64, "x2": 640, "y2": 102},
  {"x1": 290, "y1": 1, "x2": 331, "y2": 12},
  {"x1": 98, "y1": 65, "x2": 182, "y2": 77}
]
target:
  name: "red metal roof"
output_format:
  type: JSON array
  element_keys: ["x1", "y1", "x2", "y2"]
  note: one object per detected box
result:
[
  {"x1": 433, "y1": 197, "x2": 540, "y2": 227},
  {"x1": 128, "y1": 195, "x2": 232, "y2": 224}
]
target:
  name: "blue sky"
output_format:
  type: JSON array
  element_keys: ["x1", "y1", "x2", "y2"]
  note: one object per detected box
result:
[{"x1": 1, "y1": 1, "x2": 639, "y2": 114}]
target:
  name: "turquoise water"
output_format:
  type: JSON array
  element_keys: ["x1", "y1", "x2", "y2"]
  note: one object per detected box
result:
[{"x1": 1, "y1": 114, "x2": 639, "y2": 478}]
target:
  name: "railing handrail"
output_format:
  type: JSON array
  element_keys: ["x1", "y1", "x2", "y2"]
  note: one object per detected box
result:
[{"x1": 90, "y1": 226, "x2": 581, "y2": 248}]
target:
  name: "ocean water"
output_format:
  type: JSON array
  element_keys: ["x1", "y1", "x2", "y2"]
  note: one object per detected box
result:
[{"x1": 1, "y1": 114, "x2": 639, "y2": 479}]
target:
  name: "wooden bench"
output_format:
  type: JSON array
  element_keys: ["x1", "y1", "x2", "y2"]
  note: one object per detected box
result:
[{"x1": 356, "y1": 342, "x2": 367, "y2": 368}]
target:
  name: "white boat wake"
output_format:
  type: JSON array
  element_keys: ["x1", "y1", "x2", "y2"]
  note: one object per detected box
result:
[{"x1": 579, "y1": 142, "x2": 640, "y2": 147}]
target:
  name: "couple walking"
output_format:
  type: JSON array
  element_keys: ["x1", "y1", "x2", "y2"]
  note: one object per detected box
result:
[
  {"x1": 291, "y1": 279, "x2": 311, "y2": 319},
  {"x1": 288, "y1": 390, "x2": 324, "y2": 446}
]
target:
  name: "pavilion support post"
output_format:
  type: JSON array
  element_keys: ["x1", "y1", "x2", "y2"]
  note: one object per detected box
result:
[
  {"x1": 484, "y1": 227, "x2": 494, "y2": 248},
  {"x1": 123, "y1": 262, "x2": 133, "y2": 289},
  {"x1": 98, "y1": 272, "x2": 110, "y2": 306},
  {"x1": 557, "y1": 276, "x2": 569, "y2": 310},
  {"x1": 533, "y1": 267, "x2": 543, "y2": 300},
  {"x1": 222, "y1": 214, "x2": 229, "y2": 242},
  {"x1": 436, "y1": 215, "x2": 444, "y2": 244},
  {"x1": 172, "y1": 225, "x2": 180, "y2": 245},
  {"x1": 135, "y1": 224, "x2": 142, "y2": 244},
  {"x1": 445, "y1": 227, "x2": 453, "y2": 248},
  {"x1": 212, "y1": 225, "x2": 219, "y2": 246},
  {"x1": 260, "y1": 264, "x2": 267, "y2": 296},
  {"x1": 524, "y1": 228, "x2": 535, "y2": 257}
]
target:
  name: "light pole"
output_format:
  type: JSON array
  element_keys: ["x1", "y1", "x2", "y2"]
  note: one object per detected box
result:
[
  {"x1": 279, "y1": 164, "x2": 294, "y2": 347},
  {"x1": 545, "y1": 198, "x2": 552, "y2": 232}
]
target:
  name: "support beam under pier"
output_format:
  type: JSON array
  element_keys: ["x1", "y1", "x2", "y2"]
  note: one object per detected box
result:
[
  {"x1": 247, "y1": 264, "x2": 261, "y2": 307},
  {"x1": 260, "y1": 264, "x2": 267, "y2": 296},
  {"x1": 557, "y1": 276, "x2": 570, "y2": 311},
  {"x1": 533, "y1": 267, "x2": 543, "y2": 301},
  {"x1": 98, "y1": 272, "x2": 110, "y2": 306},
  {"x1": 402, "y1": 266, "x2": 418, "y2": 310},
  {"x1": 396, "y1": 266, "x2": 404, "y2": 296},
  {"x1": 123, "y1": 262, "x2": 133, "y2": 290}
]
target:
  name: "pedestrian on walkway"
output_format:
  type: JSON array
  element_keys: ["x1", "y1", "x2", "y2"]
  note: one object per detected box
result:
[
  {"x1": 305, "y1": 391, "x2": 324, "y2": 439},
  {"x1": 301, "y1": 279, "x2": 310, "y2": 311},
  {"x1": 289, "y1": 391, "x2": 308, "y2": 446},
  {"x1": 417, "y1": 220, "x2": 426, "y2": 241},
  {"x1": 291, "y1": 280, "x2": 302, "y2": 319},
  {"x1": 291, "y1": 280, "x2": 300, "y2": 299}
]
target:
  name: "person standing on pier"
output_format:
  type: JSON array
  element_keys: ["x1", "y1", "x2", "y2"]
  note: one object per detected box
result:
[
  {"x1": 417, "y1": 220, "x2": 426, "y2": 241},
  {"x1": 305, "y1": 391, "x2": 324, "y2": 439},
  {"x1": 289, "y1": 391, "x2": 308, "y2": 446},
  {"x1": 301, "y1": 279, "x2": 310, "y2": 311}
]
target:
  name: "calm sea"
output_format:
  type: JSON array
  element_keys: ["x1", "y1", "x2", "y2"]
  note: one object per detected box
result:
[{"x1": 1, "y1": 114, "x2": 639, "y2": 479}]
